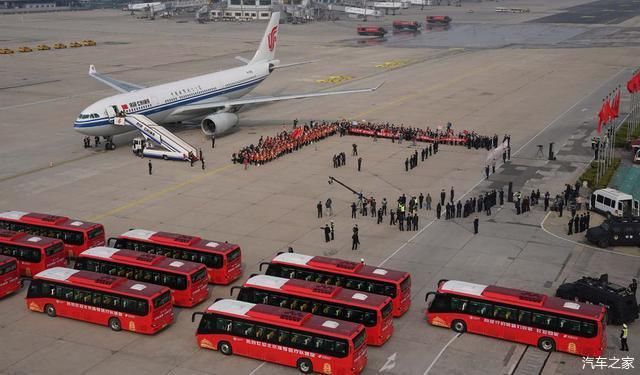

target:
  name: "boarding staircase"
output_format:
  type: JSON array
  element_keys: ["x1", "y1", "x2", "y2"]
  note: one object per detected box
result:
[{"x1": 115, "y1": 114, "x2": 199, "y2": 160}]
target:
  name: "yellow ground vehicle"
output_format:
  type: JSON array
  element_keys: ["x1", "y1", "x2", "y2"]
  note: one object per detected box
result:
[
  {"x1": 69, "y1": 41, "x2": 82, "y2": 48},
  {"x1": 37, "y1": 44, "x2": 51, "y2": 51},
  {"x1": 82, "y1": 40, "x2": 96, "y2": 46},
  {"x1": 18, "y1": 46, "x2": 33, "y2": 53},
  {"x1": 53, "y1": 43, "x2": 67, "y2": 49},
  {"x1": 0, "y1": 48, "x2": 15, "y2": 54}
]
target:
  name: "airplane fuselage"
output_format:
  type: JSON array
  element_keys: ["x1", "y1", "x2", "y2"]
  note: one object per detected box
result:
[{"x1": 74, "y1": 63, "x2": 270, "y2": 137}]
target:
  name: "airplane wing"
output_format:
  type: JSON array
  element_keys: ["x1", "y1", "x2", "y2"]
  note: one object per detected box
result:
[
  {"x1": 170, "y1": 82, "x2": 384, "y2": 116},
  {"x1": 88, "y1": 65, "x2": 145, "y2": 93}
]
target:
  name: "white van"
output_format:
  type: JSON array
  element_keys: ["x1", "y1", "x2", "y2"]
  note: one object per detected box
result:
[{"x1": 590, "y1": 188, "x2": 639, "y2": 217}]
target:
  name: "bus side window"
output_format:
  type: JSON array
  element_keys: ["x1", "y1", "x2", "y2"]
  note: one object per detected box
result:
[
  {"x1": 596, "y1": 195, "x2": 604, "y2": 204},
  {"x1": 558, "y1": 318, "x2": 581, "y2": 335},
  {"x1": 518, "y1": 310, "x2": 532, "y2": 325},
  {"x1": 334, "y1": 340, "x2": 347, "y2": 357},
  {"x1": 451, "y1": 297, "x2": 468, "y2": 312},
  {"x1": 603, "y1": 197, "x2": 612, "y2": 208},
  {"x1": 215, "y1": 317, "x2": 232, "y2": 332},
  {"x1": 469, "y1": 301, "x2": 493, "y2": 317},
  {"x1": 92, "y1": 291, "x2": 103, "y2": 306},
  {"x1": 297, "y1": 270, "x2": 313, "y2": 281},
  {"x1": 277, "y1": 330, "x2": 290, "y2": 345},
  {"x1": 532, "y1": 313, "x2": 557, "y2": 330},
  {"x1": 493, "y1": 306, "x2": 517, "y2": 322}
]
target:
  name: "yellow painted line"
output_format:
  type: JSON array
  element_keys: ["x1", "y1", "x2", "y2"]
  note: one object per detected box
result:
[
  {"x1": 353, "y1": 62, "x2": 500, "y2": 119},
  {"x1": 315, "y1": 75, "x2": 353, "y2": 84},
  {"x1": 375, "y1": 59, "x2": 411, "y2": 69},
  {"x1": 89, "y1": 163, "x2": 233, "y2": 222}
]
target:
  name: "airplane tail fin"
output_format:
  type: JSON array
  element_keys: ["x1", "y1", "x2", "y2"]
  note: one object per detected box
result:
[{"x1": 249, "y1": 12, "x2": 280, "y2": 65}]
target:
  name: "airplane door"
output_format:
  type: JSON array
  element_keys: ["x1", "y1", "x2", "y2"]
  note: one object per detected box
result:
[
  {"x1": 634, "y1": 200, "x2": 639, "y2": 216},
  {"x1": 105, "y1": 106, "x2": 118, "y2": 118}
]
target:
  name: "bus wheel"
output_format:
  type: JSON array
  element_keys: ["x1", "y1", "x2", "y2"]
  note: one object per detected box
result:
[
  {"x1": 598, "y1": 239, "x2": 609, "y2": 248},
  {"x1": 108, "y1": 317, "x2": 122, "y2": 332},
  {"x1": 45, "y1": 304, "x2": 56, "y2": 317},
  {"x1": 218, "y1": 341, "x2": 232, "y2": 355},
  {"x1": 451, "y1": 319, "x2": 466, "y2": 333},
  {"x1": 297, "y1": 358, "x2": 313, "y2": 374},
  {"x1": 538, "y1": 337, "x2": 555, "y2": 352},
  {"x1": 162, "y1": 155, "x2": 168, "y2": 160}
]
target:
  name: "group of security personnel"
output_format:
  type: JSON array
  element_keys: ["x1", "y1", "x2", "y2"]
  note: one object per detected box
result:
[
  {"x1": 390, "y1": 194, "x2": 420, "y2": 231},
  {"x1": 567, "y1": 212, "x2": 591, "y2": 235}
]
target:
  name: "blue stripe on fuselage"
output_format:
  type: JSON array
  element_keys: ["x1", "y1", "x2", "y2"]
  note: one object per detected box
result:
[{"x1": 74, "y1": 75, "x2": 266, "y2": 129}]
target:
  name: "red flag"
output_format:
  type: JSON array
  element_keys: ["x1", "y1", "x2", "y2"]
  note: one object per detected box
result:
[
  {"x1": 612, "y1": 90, "x2": 620, "y2": 118},
  {"x1": 291, "y1": 128, "x2": 303, "y2": 139},
  {"x1": 603, "y1": 97, "x2": 612, "y2": 123},
  {"x1": 627, "y1": 74, "x2": 636, "y2": 93},
  {"x1": 597, "y1": 100, "x2": 607, "y2": 134}
]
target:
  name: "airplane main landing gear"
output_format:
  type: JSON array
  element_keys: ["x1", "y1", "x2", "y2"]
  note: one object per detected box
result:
[{"x1": 104, "y1": 136, "x2": 116, "y2": 150}]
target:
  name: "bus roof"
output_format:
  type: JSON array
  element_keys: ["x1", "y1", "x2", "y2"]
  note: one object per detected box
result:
[
  {"x1": 272, "y1": 252, "x2": 408, "y2": 283},
  {"x1": 120, "y1": 229, "x2": 239, "y2": 254},
  {"x1": 439, "y1": 280, "x2": 604, "y2": 319},
  {"x1": 0, "y1": 229, "x2": 62, "y2": 248},
  {"x1": 80, "y1": 247, "x2": 204, "y2": 274},
  {"x1": 244, "y1": 275, "x2": 391, "y2": 309},
  {"x1": 0, "y1": 211, "x2": 101, "y2": 231},
  {"x1": 592, "y1": 188, "x2": 633, "y2": 200},
  {"x1": 206, "y1": 299, "x2": 362, "y2": 339},
  {"x1": 34, "y1": 267, "x2": 168, "y2": 298},
  {"x1": 0, "y1": 254, "x2": 17, "y2": 265}
]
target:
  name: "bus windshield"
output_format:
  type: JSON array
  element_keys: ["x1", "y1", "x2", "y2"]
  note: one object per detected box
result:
[
  {"x1": 381, "y1": 302, "x2": 393, "y2": 319},
  {"x1": 88, "y1": 227, "x2": 104, "y2": 240},
  {"x1": 353, "y1": 330, "x2": 366, "y2": 350},
  {"x1": 153, "y1": 291, "x2": 171, "y2": 309}
]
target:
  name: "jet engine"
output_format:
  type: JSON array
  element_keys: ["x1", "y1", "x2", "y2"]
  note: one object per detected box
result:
[{"x1": 200, "y1": 113, "x2": 239, "y2": 136}]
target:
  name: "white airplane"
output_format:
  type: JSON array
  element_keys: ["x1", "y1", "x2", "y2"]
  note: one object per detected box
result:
[
  {"x1": 74, "y1": 12, "x2": 381, "y2": 149},
  {"x1": 128, "y1": 2, "x2": 165, "y2": 12}
]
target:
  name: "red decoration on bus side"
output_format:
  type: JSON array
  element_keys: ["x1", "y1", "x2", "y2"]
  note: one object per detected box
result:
[{"x1": 268, "y1": 26, "x2": 278, "y2": 51}]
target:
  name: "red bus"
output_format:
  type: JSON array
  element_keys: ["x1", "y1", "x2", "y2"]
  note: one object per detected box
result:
[
  {"x1": 0, "y1": 229, "x2": 66, "y2": 277},
  {"x1": 233, "y1": 275, "x2": 393, "y2": 346},
  {"x1": 425, "y1": 280, "x2": 607, "y2": 357},
  {"x1": 193, "y1": 299, "x2": 368, "y2": 374},
  {"x1": 0, "y1": 255, "x2": 20, "y2": 298},
  {"x1": 75, "y1": 247, "x2": 209, "y2": 307},
  {"x1": 26, "y1": 267, "x2": 174, "y2": 334},
  {"x1": 108, "y1": 229, "x2": 241, "y2": 285},
  {"x1": 260, "y1": 252, "x2": 411, "y2": 317},
  {"x1": 0, "y1": 211, "x2": 105, "y2": 258}
]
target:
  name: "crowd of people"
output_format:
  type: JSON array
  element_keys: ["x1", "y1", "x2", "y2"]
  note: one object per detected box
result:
[
  {"x1": 232, "y1": 122, "x2": 337, "y2": 167},
  {"x1": 345, "y1": 121, "x2": 506, "y2": 151}
]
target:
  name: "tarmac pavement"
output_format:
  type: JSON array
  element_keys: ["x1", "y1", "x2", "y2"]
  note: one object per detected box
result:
[{"x1": 1, "y1": 2, "x2": 640, "y2": 375}]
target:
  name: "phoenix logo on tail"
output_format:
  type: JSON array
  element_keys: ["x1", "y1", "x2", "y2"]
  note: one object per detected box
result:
[{"x1": 268, "y1": 26, "x2": 278, "y2": 51}]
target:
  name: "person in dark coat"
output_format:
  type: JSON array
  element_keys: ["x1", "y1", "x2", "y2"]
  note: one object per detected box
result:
[
  {"x1": 352, "y1": 232, "x2": 360, "y2": 250},
  {"x1": 323, "y1": 224, "x2": 330, "y2": 242},
  {"x1": 574, "y1": 214, "x2": 579, "y2": 234},
  {"x1": 473, "y1": 216, "x2": 479, "y2": 234},
  {"x1": 436, "y1": 203, "x2": 442, "y2": 219},
  {"x1": 440, "y1": 189, "x2": 446, "y2": 206},
  {"x1": 568, "y1": 217, "x2": 573, "y2": 235},
  {"x1": 456, "y1": 201, "x2": 462, "y2": 218},
  {"x1": 148, "y1": 160, "x2": 153, "y2": 175}
]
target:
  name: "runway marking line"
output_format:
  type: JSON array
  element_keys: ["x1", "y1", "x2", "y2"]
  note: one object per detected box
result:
[
  {"x1": 88, "y1": 163, "x2": 233, "y2": 222},
  {"x1": 423, "y1": 333, "x2": 461, "y2": 375}
]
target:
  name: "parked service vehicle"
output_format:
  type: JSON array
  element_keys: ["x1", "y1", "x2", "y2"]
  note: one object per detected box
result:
[
  {"x1": 36, "y1": 44, "x2": 51, "y2": 51},
  {"x1": 0, "y1": 48, "x2": 15, "y2": 54},
  {"x1": 392, "y1": 20, "x2": 420, "y2": 31},
  {"x1": 132, "y1": 137, "x2": 190, "y2": 161},
  {"x1": 53, "y1": 43, "x2": 67, "y2": 49},
  {"x1": 357, "y1": 26, "x2": 387, "y2": 37},
  {"x1": 69, "y1": 42, "x2": 83, "y2": 48},
  {"x1": 556, "y1": 274, "x2": 638, "y2": 325},
  {"x1": 589, "y1": 188, "x2": 639, "y2": 218},
  {"x1": 82, "y1": 40, "x2": 96, "y2": 46},
  {"x1": 18, "y1": 46, "x2": 32, "y2": 53},
  {"x1": 426, "y1": 15, "x2": 451, "y2": 25},
  {"x1": 586, "y1": 216, "x2": 640, "y2": 248}
]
